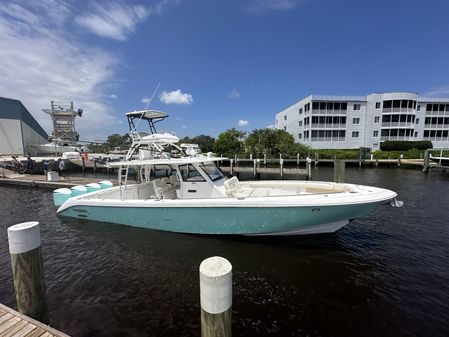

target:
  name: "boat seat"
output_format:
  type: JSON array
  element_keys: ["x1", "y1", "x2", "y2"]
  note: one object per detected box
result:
[
  {"x1": 153, "y1": 178, "x2": 177, "y2": 199},
  {"x1": 224, "y1": 176, "x2": 242, "y2": 197}
]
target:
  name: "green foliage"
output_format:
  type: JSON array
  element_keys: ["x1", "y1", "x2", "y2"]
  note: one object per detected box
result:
[
  {"x1": 213, "y1": 128, "x2": 246, "y2": 157},
  {"x1": 179, "y1": 134, "x2": 215, "y2": 153},
  {"x1": 87, "y1": 133, "x2": 131, "y2": 153},
  {"x1": 380, "y1": 140, "x2": 432, "y2": 151},
  {"x1": 312, "y1": 149, "x2": 361, "y2": 159},
  {"x1": 372, "y1": 149, "x2": 425, "y2": 159},
  {"x1": 245, "y1": 128, "x2": 308, "y2": 158}
]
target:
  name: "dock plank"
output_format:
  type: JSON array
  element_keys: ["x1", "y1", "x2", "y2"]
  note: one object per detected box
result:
[{"x1": 0, "y1": 304, "x2": 69, "y2": 337}]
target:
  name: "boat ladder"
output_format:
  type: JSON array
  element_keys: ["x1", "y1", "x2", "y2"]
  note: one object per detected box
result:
[{"x1": 118, "y1": 165, "x2": 130, "y2": 198}]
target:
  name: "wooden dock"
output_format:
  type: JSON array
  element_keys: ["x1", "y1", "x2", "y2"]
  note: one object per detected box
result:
[{"x1": 0, "y1": 303, "x2": 69, "y2": 337}]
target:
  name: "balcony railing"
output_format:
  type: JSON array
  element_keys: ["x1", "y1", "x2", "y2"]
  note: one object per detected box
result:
[
  {"x1": 311, "y1": 124, "x2": 346, "y2": 129},
  {"x1": 311, "y1": 109, "x2": 347, "y2": 115},
  {"x1": 311, "y1": 137, "x2": 345, "y2": 142},
  {"x1": 380, "y1": 136, "x2": 413, "y2": 141},
  {"x1": 382, "y1": 108, "x2": 415, "y2": 113},
  {"x1": 381, "y1": 122, "x2": 414, "y2": 127},
  {"x1": 425, "y1": 111, "x2": 449, "y2": 116}
]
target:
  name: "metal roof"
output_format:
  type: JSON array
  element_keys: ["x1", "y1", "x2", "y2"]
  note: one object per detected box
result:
[
  {"x1": 0, "y1": 97, "x2": 48, "y2": 140},
  {"x1": 125, "y1": 110, "x2": 168, "y2": 120}
]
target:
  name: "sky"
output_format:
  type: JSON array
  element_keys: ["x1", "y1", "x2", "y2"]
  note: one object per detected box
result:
[{"x1": 0, "y1": 0, "x2": 449, "y2": 141}]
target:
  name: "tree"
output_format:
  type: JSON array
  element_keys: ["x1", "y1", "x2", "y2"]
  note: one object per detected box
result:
[
  {"x1": 213, "y1": 128, "x2": 246, "y2": 157},
  {"x1": 245, "y1": 128, "x2": 309, "y2": 158}
]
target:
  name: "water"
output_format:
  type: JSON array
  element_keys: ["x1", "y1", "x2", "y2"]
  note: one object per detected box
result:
[{"x1": 1, "y1": 167, "x2": 449, "y2": 337}]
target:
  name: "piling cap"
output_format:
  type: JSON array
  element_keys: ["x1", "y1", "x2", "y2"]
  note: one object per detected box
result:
[
  {"x1": 7, "y1": 221, "x2": 41, "y2": 254},
  {"x1": 71, "y1": 185, "x2": 87, "y2": 191},
  {"x1": 199, "y1": 256, "x2": 232, "y2": 314},
  {"x1": 86, "y1": 183, "x2": 101, "y2": 188},
  {"x1": 53, "y1": 188, "x2": 71, "y2": 195}
]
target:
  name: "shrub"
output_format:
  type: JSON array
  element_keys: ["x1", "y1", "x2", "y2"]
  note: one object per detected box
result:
[{"x1": 380, "y1": 141, "x2": 432, "y2": 151}]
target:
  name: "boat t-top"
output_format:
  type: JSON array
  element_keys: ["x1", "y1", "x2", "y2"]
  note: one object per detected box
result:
[{"x1": 53, "y1": 110, "x2": 402, "y2": 235}]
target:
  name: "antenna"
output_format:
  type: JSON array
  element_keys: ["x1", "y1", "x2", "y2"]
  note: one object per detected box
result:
[{"x1": 136, "y1": 82, "x2": 161, "y2": 129}]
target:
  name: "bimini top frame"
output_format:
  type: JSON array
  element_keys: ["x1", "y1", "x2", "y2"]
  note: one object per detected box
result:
[{"x1": 126, "y1": 110, "x2": 168, "y2": 134}]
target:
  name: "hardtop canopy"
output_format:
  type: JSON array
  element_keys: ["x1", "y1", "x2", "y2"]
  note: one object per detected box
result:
[{"x1": 126, "y1": 110, "x2": 168, "y2": 120}]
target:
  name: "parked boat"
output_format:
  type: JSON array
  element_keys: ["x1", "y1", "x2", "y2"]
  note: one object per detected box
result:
[{"x1": 53, "y1": 109, "x2": 402, "y2": 235}]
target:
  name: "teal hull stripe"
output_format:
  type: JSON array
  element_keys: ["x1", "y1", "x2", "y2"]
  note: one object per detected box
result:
[{"x1": 58, "y1": 202, "x2": 381, "y2": 234}]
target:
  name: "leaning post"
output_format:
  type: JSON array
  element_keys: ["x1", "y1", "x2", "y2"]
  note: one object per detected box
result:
[
  {"x1": 333, "y1": 159, "x2": 345, "y2": 183},
  {"x1": 200, "y1": 256, "x2": 232, "y2": 337},
  {"x1": 422, "y1": 149, "x2": 430, "y2": 173},
  {"x1": 7, "y1": 221, "x2": 49, "y2": 324},
  {"x1": 230, "y1": 159, "x2": 234, "y2": 176}
]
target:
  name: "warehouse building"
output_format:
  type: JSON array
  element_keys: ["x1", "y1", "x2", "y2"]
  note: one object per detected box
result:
[
  {"x1": 275, "y1": 92, "x2": 449, "y2": 150},
  {"x1": 0, "y1": 96, "x2": 49, "y2": 155}
]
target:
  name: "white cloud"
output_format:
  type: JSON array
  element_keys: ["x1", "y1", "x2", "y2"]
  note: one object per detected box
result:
[
  {"x1": 0, "y1": 1, "x2": 120, "y2": 139},
  {"x1": 423, "y1": 85, "x2": 449, "y2": 98},
  {"x1": 75, "y1": 0, "x2": 180, "y2": 41},
  {"x1": 141, "y1": 97, "x2": 152, "y2": 104},
  {"x1": 228, "y1": 89, "x2": 240, "y2": 99},
  {"x1": 160, "y1": 90, "x2": 193, "y2": 105},
  {"x1": 238, "y1": 119, "x2": 249, "y2": 126},
  {"x1": 109, "y1": 94, "x2": 118, "y2": 99},
  {"x1": 247, "y1": 0, "x2": 303, "y2": 13}
]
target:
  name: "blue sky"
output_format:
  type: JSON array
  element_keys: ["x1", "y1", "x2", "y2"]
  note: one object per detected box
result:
[{"x1": 1, "y1": 0, "x2": 449, "y2": 141}]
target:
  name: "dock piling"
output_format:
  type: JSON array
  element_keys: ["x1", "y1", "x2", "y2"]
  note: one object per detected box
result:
[
  {"x1": 253, "y1": 159, "x2": 257, "y2": 179},
  {"x1": 306, "y1": 157, "x2": 312, "y2": 180},
  {"x1": 280, "y1": 158, "x2": 284, "y2": 179},
  {"x1": 7, "y1": 221, "x2": 49, "y2": 324},
  {"x1": 230, "y1": 159, "x2": 234, "y2": 176},
  {"x1": 200, "y1": 256, "x2": 232, "y2": 337},
  {"x1": 333, "y1": 159, "x2": 345, "y2": 183}
]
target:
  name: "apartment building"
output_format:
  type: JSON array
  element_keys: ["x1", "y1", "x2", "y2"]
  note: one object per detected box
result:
[{"x1": 275, "y1": 92, "x2": 449, "y2": 149}]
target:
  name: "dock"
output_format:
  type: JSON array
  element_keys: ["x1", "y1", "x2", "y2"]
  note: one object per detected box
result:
[{"x1": 0, "y1": 303, "x2": 69, "y2": 337}]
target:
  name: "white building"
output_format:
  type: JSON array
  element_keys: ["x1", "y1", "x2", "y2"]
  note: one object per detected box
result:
[
  {"x1": 275, "y1": 92, "x2": 449, "y2": 150},
  {"x1": 0, "y1": 96, "x2": 49, "y2": 155}
]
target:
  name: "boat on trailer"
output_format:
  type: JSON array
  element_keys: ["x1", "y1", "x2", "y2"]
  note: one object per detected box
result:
[{"x1": 54, "y1": 110, "x2": 402, "y2": 235}]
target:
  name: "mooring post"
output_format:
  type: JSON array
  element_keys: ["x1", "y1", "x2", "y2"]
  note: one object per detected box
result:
[
  {"x1": 81, "y1": 156, "x2": 85, "y2": 174},
  {"x1": 333, "y1": 159, "x2": 345, "y2": 183},
  {"x1": 306, "y1": 157, "x2": 312, "y2": 180},
  {"x1": 423, "y1": 149, "x2": 430, "y2": 173},
  {"x1": 250, "y1": 153, "x2": 253, "y2": 160},
  {"x1": 263, "y1": 153, "x2": 267, "y2": 166},
  {"x1": 230, "y1": 159, "x2": 234, "y2": 176},
  {"x1": 200, "y1": 256, "x2": 232, "y2": 337},
  {"x1": 296, "y1": 153, "x2": 299, "y2": 167},
  {"x1": 7, "y1": 222, "x2": 49, "y2": 324},
  {"x1": 93, "y1": 159, "x2": 97, "y2": 174},
  {"x1": 439, "y1": 150, "x2": 443, "y2": 165},
  {"x1": 280, "y1": 158, "x2": 284, "y2": 179},
  {"x1": 253, "y1": 159, "x2": 257, "y2": 179}
]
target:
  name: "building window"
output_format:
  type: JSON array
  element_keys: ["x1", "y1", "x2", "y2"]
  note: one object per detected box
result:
[
  {"x1": 416, "y1": 118, "x2": 419, "y2": 124},
  {"x1": 373, "y1": 130, "x2": 378, "y2": 137},
  {"x1": 374, "y1": 116, "x2": 380, "y2": 123},
  {"x1": 375, "y1": 102, "x2": 381, "y2": 109},
  {"x1": 283, "y1": 126, "x2": 286, "y2": 130},
  {"x1": 299, "y1": 108, "x2": 303, "y2": 114},
  {"x1": 417, "y1": 105, "x2": 420, "y2": 111},
  {"x1": 305, "y1": 103, "x2": 310, "y2": 111},
  {"x1": 353, "y1": 118, "x2": 360, "y2": 125},
  {"x1": 352, "y1": 131, "x2": 359, "y2": 138},
  {"x1": 298, "y1": 121, "x2": 302, "y2": 127},
  {"x1": 284, "y1": 115, "x2": 287, "y2": 120},
  {"x1": 298, "y1": 133, "x2": 302, "y2": 139},
  {"x1": 414, "y1": 131, "x2": 418, "y2": 137},
  {"x1": 353, "y1": 104, "x2": 361, "y2": 110}
]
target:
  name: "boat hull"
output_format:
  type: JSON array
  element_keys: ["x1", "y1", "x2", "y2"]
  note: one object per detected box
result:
[{"x1": 57, "y1": 202, "x2": 382, "y2": 235}]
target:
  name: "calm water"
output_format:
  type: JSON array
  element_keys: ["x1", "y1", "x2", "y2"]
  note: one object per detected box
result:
[{"x1": 1, "y1": 167, "x2": 449, "y2": 337}]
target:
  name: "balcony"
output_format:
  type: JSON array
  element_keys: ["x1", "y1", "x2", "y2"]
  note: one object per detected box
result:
[
  {"x1": 311, "y1": 137, "x2": 345, "y2": 142},
  {"x1": 425, "y1": 111, "x2": 449, "y2": 116},
  {"x1": 380, "y1": 136, "x2": 413, "y2": 141}
]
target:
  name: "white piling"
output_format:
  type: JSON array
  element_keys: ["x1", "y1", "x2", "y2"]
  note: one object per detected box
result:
[
  {"x1": 200, "y1": 256, "x2": 232, "y2": 337},
  {"x1": 7, "y1": 222, "x2": 49, "y2": 324}
]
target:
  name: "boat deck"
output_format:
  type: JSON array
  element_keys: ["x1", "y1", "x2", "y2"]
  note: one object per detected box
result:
[{"x1": 0, "y1": 303, "x2": 69, "y2": 337}]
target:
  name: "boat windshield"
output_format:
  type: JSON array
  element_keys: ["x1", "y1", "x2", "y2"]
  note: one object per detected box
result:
[
  {"x1": 179, "y1": 164, "x2": 206, "y2": 182},
  {"x1": 199, "y1": 162, "x2": 225, "y2": 181}
]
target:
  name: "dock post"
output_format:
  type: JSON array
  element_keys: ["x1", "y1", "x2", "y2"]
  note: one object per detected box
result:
[
  {"x1": 263, "y1": 153, "x2": 267, "y2": 166},
  {"x1": 250, "y1": 153, "x2": 253, "y2": 160},
  {"x1": 253, "y1": 159, "x2": 257, "y2": 179},
  {"x1": 81, "y1": 156, "x2": 85, "y2": 175},
  {"x1": 280, "y1": 158, "x2": 284, "y2": 179},
  {"x1": 439, "y1": 150, "x2": 443, "y2": 165},
  {"x1": 7, "y1": 222, "x2": 49, "y2": 324},
  {"x1": 333, "y1": 159, "x2": 345, "y2": 183},
  {"x1": 296, "y1": 153, "x2": 299, "y2": 167},
  {"x1": 306, "y1": 157, "x2": 312, "y2": 180},
  {"x1": 423, "y1": 149, "x2": 430, "y2": 173},
  {"x1": 200, "y1": 256, "x2": 232, "y2": 337},
  {"x1": 93, "y1": 159, "x2": 97, "y2": 174},
  {"x1": 230, "y1": 159, "x2": 234, "y2": 176}
]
